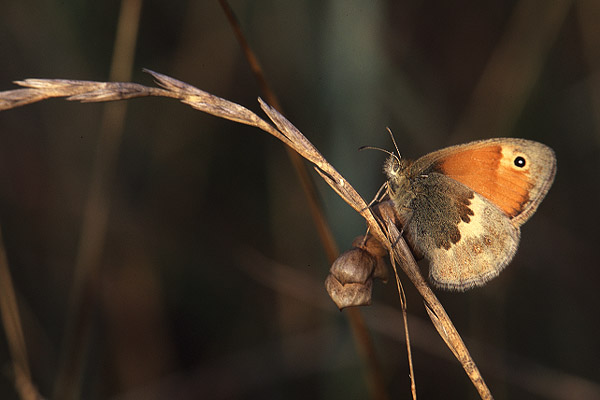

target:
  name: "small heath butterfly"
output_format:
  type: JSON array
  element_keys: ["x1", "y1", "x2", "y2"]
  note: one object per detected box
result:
[{"x1": 384, "y1": 138, "x2": 556, "y2": 290}]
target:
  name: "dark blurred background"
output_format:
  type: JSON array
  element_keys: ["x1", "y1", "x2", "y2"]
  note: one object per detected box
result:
[{"x1": 0, "y1": 1, "x2": 598, "y2": 399}]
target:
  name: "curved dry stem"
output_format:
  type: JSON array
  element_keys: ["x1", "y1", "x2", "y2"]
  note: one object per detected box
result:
[
  {"x1": 217, "y1": 4, "x2": 387, "y2": 398},
  {"x1": 0, "y1": 70, "x2": 493, "y2": 398},
  {"x1": 259, "y1": 97, "x2": 492, "y2": 398}
]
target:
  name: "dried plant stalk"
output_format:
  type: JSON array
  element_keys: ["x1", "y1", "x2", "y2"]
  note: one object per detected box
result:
[
  {"x1": 217, "y1": 3, "x2": 388, "y2": 397},
  {"x1": 0, "y1": 71, "x2": 493, "y2": 399},
  {"x1": 0, "y1": 226, "x2": 44, "y2": 400}
]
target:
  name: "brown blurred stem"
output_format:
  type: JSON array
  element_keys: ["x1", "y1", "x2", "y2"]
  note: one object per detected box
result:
[
  {"x1": 217, "y1": 1, "x2": 389, "y2": 398},
  {"x1": 451, "y1": 0, "x2": 573, "y2": 142},
  {"x1": 217, "y1": 0, "x2": 339, "y2": 261},
  {"x1": 0, "y1": 226, "x2": 43, "y2": 400},
  {"x1": 52, "y1": 0, "x2": 143, "y2": 399}
]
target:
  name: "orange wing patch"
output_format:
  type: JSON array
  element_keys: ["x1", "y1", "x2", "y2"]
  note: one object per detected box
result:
[{"x1": 435, "y1": 145, "x2": 531, "y2": 219}]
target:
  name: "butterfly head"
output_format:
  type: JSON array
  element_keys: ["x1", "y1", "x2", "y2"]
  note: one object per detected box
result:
[{"x1": 384, "y1": 155, "x2": 414, "y2": 203}]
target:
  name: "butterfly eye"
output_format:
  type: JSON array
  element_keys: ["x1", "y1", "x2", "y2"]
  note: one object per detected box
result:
[{"x1": 514, "y1": 156, "x2": 526, "y2": 168}]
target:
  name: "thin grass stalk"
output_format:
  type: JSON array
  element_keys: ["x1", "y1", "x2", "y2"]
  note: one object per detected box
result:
[
  {"x1": 0, "y1": 226, "x2": 44, "y2": 400},
  {"x1": 217, "y1": 1, "x2": 389, "y2": 398},
  {"x1": 53, "y1": 1, "x2": 143, "y2": 399}
]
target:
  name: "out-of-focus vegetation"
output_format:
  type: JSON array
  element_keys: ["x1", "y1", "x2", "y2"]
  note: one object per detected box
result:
[{"x1": 0, "y1": 1, "x2": 598, "y2": 399}]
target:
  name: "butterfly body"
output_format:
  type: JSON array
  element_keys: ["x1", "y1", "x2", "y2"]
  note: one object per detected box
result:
[{"x1": 384, "y1": 138, "x2": 556, "y2": 290}]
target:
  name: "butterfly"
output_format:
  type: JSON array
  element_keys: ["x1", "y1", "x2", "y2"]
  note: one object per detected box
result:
[{"x1": 383, "y1": 138, "x2": 556, "y2": 290}]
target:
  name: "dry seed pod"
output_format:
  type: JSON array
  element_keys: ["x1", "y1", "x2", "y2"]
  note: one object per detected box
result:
[
  {"x1": 325, "y1": 273, "x2": 373, "y2": 309},
  {"x1": 325, "y1": 235, "x2": 389, "y2": 309},
  {"x1": 352, "y1": 234, "x2": 389, "y2": 283}
]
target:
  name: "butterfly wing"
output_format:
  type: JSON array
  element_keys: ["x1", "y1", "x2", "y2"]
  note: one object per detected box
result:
[
  {"x1": 402, "y1": 171, "x2": 521, "y2": 290},
  {"x1": 414, "y1": 138, "x2": 556, "y2": 227},
  {"x1": 399, "y1": 138, "x2": 555, "y2": 290},
  {"x1": 425, "y1": 190, "x2": 521, "y2": 290}
]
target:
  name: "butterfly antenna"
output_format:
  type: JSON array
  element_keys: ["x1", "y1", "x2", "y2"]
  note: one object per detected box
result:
[
  {"x1": 386, "y1": 127, "x2": 402, "y2": 160},
  {"x1": 358, "y1": 145, "x2": 396, "y2": 159}
]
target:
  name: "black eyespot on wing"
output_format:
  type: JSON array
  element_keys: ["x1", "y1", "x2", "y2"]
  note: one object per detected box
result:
[{"x1": 514, "y1": 156, "x2": 526, "y2": 168}]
